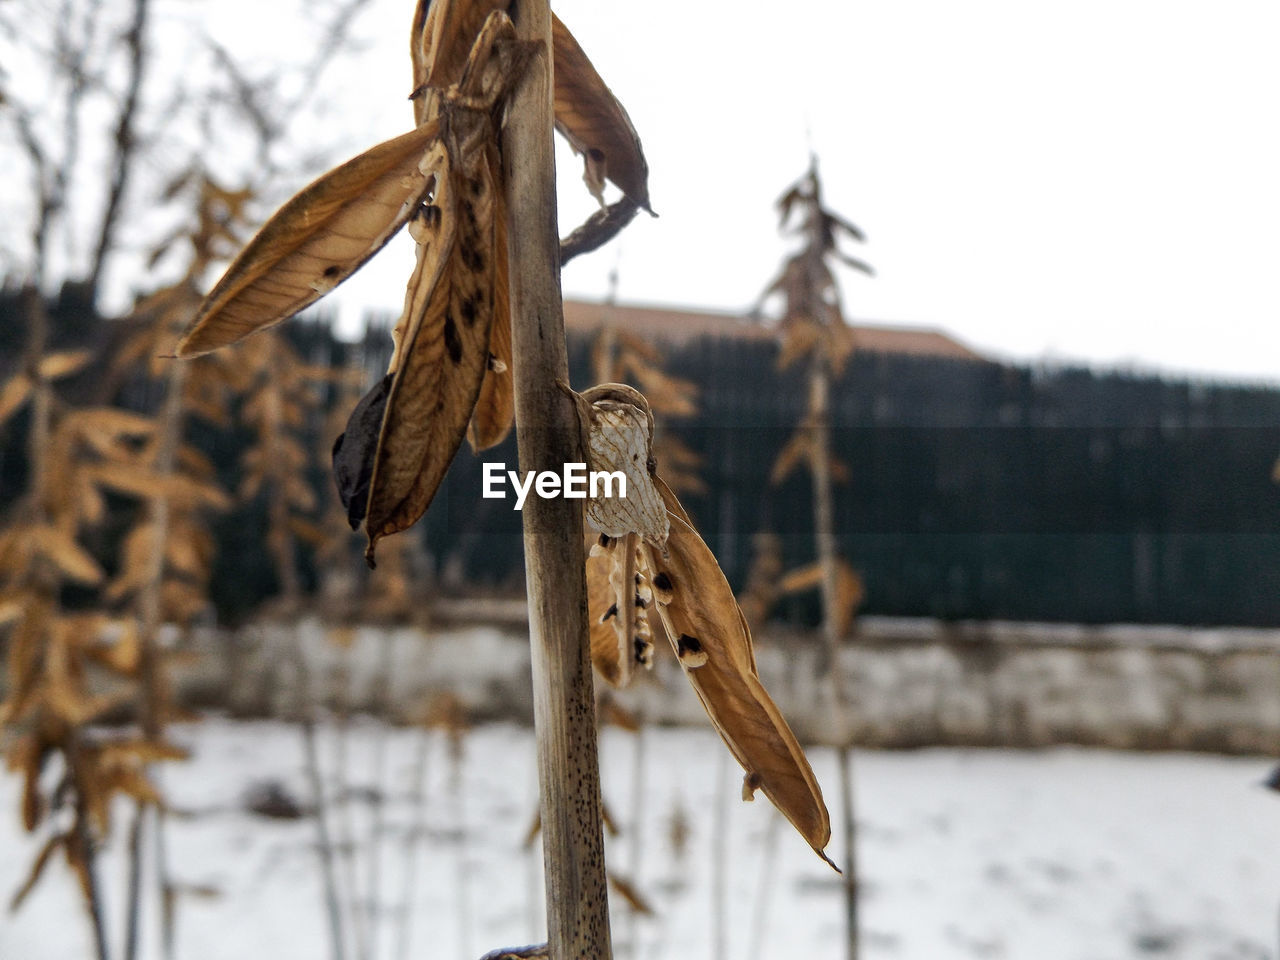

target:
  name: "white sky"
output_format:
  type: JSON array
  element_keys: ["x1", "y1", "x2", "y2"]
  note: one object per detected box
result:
[{"x1": 42, "y1": 0, "x2": 1280, "y2": 382}]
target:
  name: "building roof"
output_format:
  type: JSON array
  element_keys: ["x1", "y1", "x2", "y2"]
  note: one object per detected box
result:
[{"x1": 561, "y1": 299, "x2": 985, "y2": 361}]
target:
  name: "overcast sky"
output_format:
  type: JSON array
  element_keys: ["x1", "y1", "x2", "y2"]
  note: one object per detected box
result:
[{"x1": 162, "y1": 1, "x2": 1280, "y2": 382}]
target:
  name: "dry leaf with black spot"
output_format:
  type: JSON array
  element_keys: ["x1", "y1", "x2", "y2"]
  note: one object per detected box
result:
[
  {"x1": 175, "y1": 122, "x2": 442, "y2": 358},
  {"x1": 566, "y1": 382, "x2": 834, "y2": 867}
]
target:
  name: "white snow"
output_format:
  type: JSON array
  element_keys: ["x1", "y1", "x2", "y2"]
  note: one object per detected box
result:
[{"x1": 2, "y1": 718, "x2": 1278, "y2": 959}]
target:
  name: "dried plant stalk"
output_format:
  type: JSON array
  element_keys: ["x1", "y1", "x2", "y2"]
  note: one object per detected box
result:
[{"x1": 501, "y1": 1, "x2": 613, "y2": 956}]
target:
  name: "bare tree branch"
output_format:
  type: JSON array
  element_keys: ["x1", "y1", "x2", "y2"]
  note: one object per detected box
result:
[
  {"x1": 284, "y1": 0, "x2": 377, "y2": 114},
  {"x1": 87, "y1": 0, "x2": 151, "y2": 301},
  {"x1": 11, "y1": 106, "x2": 54, "y2": 287}
]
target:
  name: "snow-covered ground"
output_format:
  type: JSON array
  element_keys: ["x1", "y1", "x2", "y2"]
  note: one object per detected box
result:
[{"x1": 3, "y1": 717, "x2": 1279, "y2": 959}]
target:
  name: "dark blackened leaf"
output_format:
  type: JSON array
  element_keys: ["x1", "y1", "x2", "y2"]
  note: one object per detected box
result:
[{"x1": 332, "y1": 374, "x2": 392, "y2": 530}]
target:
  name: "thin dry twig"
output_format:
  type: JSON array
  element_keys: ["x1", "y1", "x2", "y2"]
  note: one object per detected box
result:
[
  {"x1": 559, "y1": 196, "x2": 639, "y2": 267},
  {"x1": 88, "y1": 0, "x2": 151, "y2": 297}
]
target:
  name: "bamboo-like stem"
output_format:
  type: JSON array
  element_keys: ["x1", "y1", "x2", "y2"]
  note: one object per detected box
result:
[
  {"x1": 22, "y1": 286, "x2": 51, "y2": 501},
  {"x1": 808, "y1": 356, "x2": 858, "y2": 958},
  {"x1": 746, "y1": 810, "x2": 782, "y2": 960},
  {"x1": 71, "y1": 756, "x2": 114, "y2": 960},
  {"x1": 22, "y1": 286, "x2": 111, "y2": 960},
  {"x1": 501, "y1": 1, "x2": 612, "y2": 956},
  {"x1": 625, "y1": 713, "x2": 646, "y2": 958},
  {"x1": 448, "y1": 737, "x2": 473, "y2": 957},
  {"x1": 154, "y1": 783, "x2": 175, "y2": 960},
  {"x1": 296, "y1": 645, "x2": 348, "y2": 960},
  {"x1": 122, "y1": 809, "x2": 147, "y2": 960},
  {"x1": 394, "y1": 726, "x2": 432, "y2": 960},
  {"x1": 808, "y1": 364, "x2": 840, "y2": 679},
  {"x1": 799, "y1": 170, "x2": 861, "y2": 958},
  {"x1": 836, "y1": 743, "x2": 858, "y2": 956},
  {"x1": 710, "y1": 748, "x2": 730, "y2": 960},
  {"x1": 88, "y1": 0, "x2": 151, "y2": 298},
  {"x1": 331, "y1": 658, "x2": 370, "y2": 960},
  {"x1": 124, "y1": 335, "x2": 189, "y2": 960},
  {"x1": 364, "y1": 636, "x2": 394, "y2": 960}
]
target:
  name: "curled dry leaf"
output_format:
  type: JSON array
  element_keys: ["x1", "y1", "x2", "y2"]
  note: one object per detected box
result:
[
  {"x1": 551, "y1": 14, "x2": 651, "y2": 212},
  {"x1": 10, "y1": 831, "x2": 71, "y2": 911},
  {"x1": 779, "y1": 559, "x2": 864, "y2": 640},
  {"x1": 770, "y1": 428, "x2": 813, "y2": 486},
  {"x1": 561, "y1": 382, "x2": 668, "y2": 545}
]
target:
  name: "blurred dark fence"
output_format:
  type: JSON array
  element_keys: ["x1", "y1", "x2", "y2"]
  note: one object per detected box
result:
[
  {"x1": 6, "y1": 288, "x2": 1280, "y2": 626},
  {"x1": 439, "y1": 333, "x2": 1280, "y2": 627}
]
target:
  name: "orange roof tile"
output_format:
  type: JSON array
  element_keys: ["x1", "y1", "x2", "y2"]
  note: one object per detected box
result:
[{"x1": 561, "y1": 299, "x2": 985, "y2": 361}]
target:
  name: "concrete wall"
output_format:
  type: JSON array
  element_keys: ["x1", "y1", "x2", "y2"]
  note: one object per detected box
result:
[{"x1": 172, "y1": 615, "x2": 1280, "y2": 755}]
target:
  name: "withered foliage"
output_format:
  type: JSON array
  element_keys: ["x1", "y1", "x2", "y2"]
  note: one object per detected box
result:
[
  {"x1": 567, "y1": 383, "x2": 835, "y2": 868},
  {"x1": 592, "y1": 321, "x2": 705, "y2": 497},
  {"x1": 176, "y1": 0, "x2": 650, "y2": 566},
  {"x1": 766, "y1": 161, "x2": 872, "y2": 379},
  {"x1": 0, "y1": 415, "x2": 200, "y2": 912},
  {"x1": 2, "y1": 172, "x2": 244, "y2": 924},
  {"x1": 756, "y1": 159, "x2": 872, "y2": 640},
  {"x1": 170, "y1": 0, "x2": 832, "y2": 877}
]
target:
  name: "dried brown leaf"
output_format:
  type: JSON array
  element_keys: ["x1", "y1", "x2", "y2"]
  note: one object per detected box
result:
[
  {"x1": 552, "y1": 14, "x2": 651, "y2": 211},
  {"x1": 90, "y1": 462, "x2": 231, "y2": 511},
  {"x1": 61, "y1": 408, "x2": 157, "y2": 449},
  {"x1": 834, "y1": 561, "x2": 865, "y2": 639},
  {"x1": 585, "y1": 532, "x2": 626, "y2": 688},
  {"x1": 467, "y1": 145, "x2": 514, "y2": 451},
  {"x1": 363, "y1": 142, "x2": 493, "y2": 558},
  {"x1": 646, "y1": 493, "x2": 833, "y2": 867},
  {"x1": 364, "y1": 16, "x2": 530, "y2": 557},
  {"x1": 770, "y1": 430, "x2": 813, "y2": 486},
  {"x1": 776, "y1": 317, "x2": 822, "y2": 370},
  {"x1": 38, "y1": 350, "x2": 94, "y2": 380},
  {"x1": 778, "y1": 562, "x2": 824, "y2": 595},
  {"x1": 416, "y1": 0, "x2": 508, "y2": 94},
  {"x1": 30, "y1": 525, "x2": 104, "y2": 585},
  {"x1": 607, "y1": 873, "x2": 655, "y2": 916},
  {"x1": 0, "y1": 372, "x2": 32, "y2": 425},
  {"x1": 176, "y1": 122, "x2": 442, "y2": 358},
  {"x1": 597, "y1": 695, "x2": 641, "y2": 732}
]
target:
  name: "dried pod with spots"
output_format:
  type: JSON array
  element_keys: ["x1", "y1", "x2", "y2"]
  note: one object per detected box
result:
[
  {"x1": 361, "y1": 13, "x2": 536, "y2": 560},
  {"x1": 567, "y1": 384, "x2": 834, "y2": 866},
  {"x1": 465, "y1": 173, "x2": 514, "y2": 452},
  {"x1": 648, "y1": 503, "x2": 834, "y2": 868},
  {"x1": 559, "y1": 381, "x2": 669, "y2": 547},
  {"x1": 585, "y1": 531, "x2": 659, "y2": 688}
]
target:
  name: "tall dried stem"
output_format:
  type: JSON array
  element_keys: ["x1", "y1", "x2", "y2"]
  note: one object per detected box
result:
[{"x1": 501, "y1": 1, "x2": 612, "y2": 955}]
